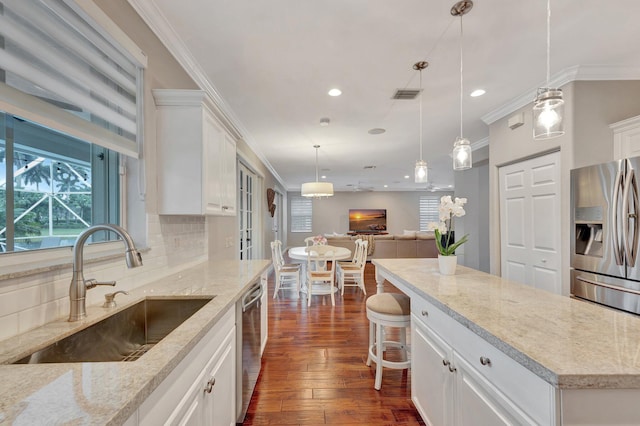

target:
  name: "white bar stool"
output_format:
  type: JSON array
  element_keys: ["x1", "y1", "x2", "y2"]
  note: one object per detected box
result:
[{"x1": 365, "y1": 292, "x2": 411, "y2": 390}]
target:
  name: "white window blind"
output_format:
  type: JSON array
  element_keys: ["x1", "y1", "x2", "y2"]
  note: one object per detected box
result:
[
  {"x1": 419, "y1": 196, "x2": 440, "y2": 231},
  {"x1": 0, "y1": 0, "x2": 145, "y2": 157},
  {"x1": 290, "y1": 196, "x2": 312, "y2": 233}
]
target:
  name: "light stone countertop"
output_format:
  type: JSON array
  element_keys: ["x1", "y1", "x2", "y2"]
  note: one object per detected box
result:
[
  {"x1": 0, "y1": 259, "x2": 270, "y2": 426},
  {"x1": 373, "y1": 258, "x2": 640, "y2": 390}
]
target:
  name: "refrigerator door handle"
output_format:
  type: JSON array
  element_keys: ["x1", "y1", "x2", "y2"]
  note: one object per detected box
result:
[
  {"x1": 623, "y1": 164, "x2": 640, "y2": 267},
  {"x1": 612, "y1": 167, "x2": 624, "y2": 265}
]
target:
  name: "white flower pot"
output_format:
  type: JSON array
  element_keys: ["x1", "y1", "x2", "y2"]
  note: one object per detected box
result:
[{"x1": 438, "y1": 254, "x2": 457, "y2": 275}]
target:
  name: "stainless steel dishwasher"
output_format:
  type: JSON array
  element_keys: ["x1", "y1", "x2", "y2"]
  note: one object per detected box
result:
[{"x1": 236, "y1": 280, "x2": 263, "y2": 424}]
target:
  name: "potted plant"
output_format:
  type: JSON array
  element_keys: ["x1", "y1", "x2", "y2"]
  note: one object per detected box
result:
[{"x1": 428, "y1": 196, "x2": 469, "y2": 275}]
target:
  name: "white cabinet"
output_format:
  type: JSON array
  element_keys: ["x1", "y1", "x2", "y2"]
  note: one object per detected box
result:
[
  {"x1": 138, "y1": 306, "x2": 236, "y2": 426},
  {"x1": 411, "y1": 297, "x2": 557, "y2": 426},
  {"x1": 612, "y1": 115, "x2": 640, "y2": 160},
  {"x1": 260, "y1": 272, "x2": 268, "y2": 355},
  {"x1": 220, "y1": 132, "x2": 237, "y2": 215},
  {"x1": 153, "y1": 89, "x2": 236, "y2": 216},
  {"x1": 174, "y1": 330, "x2": 235, "y2": 426},
  {"x1": 411, "y1": 316, "x2": 454, "y2": 426}
]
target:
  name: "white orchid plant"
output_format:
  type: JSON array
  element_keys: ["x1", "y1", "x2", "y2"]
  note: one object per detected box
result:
[{"x1": 427, "y1": 195, "x2": 469, "y2": 256}]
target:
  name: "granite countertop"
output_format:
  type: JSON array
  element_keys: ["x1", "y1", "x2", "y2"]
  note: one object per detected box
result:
[
  {"x1": 0, "y1": 259, "x2": 270, "y2": 425},
  {"x1": 373, "y1": 258, "x2": 640, "y2": 390}
]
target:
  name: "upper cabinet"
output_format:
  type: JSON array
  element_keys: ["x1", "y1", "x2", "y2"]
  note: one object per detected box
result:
[
  {"x1": 153, "y1": 90, "x2": 236, "y2": 216},
  {"x1": 612, "y1": 115, "x2": 640, "y2": 160}
]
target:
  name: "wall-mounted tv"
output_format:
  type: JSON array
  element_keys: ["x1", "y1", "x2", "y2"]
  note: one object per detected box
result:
[{"x1": 349, "y1": 209, "x2": 387, "y2": 233}]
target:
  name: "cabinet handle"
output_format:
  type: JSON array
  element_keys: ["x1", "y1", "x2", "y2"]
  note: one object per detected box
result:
[
  {"x1": 448, "y1": 364, "x2": 457, "y2": 373},
  {"x1": 421, "y1": 310, "x2": 429, "y2": 317},
  {"x1": 442, "y1": 359, "x2": 450, "y2": 367},
  {"x1": 204, "y1": 377, "x2": 216, "y2": 394},
  {"x1": 479, "y1": 356, "x2": 492, "y2": 366}
]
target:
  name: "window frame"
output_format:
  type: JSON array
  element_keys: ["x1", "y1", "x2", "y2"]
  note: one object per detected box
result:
[{"x1": 0, "y1": 0, "x2": 145, "y2": 272}]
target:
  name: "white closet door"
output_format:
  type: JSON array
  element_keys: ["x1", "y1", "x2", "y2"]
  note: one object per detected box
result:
[{"x1": 499, "y1": 151, "x2": 561, "y2": 294}]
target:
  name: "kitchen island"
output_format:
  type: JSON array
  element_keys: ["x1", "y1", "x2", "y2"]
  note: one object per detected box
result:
[
  {"x1": 374, "y1": 258, "x2": 640, "y2": 425},
  {"x1": 0, "y1": 259, "x2": 270, "y2": 425}
]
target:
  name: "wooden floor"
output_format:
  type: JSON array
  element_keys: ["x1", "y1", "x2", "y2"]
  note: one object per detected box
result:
[{"x1": 243, "y1": 263, "x2": 425, "y2": 425}]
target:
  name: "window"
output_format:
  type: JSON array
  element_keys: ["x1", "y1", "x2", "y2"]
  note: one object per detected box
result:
[
  {"x1": 419, "y1": 196, "x2": 440, "y2": 231},
  {"x1": 1, "y1": 114, "x2": 119, "y2": 252},
  {"x1": 0, "y1": 0, "x2": 145, "y2": 253},
  {"x1": 290, "y1": 196, "x2": 312, "y2": 233}
]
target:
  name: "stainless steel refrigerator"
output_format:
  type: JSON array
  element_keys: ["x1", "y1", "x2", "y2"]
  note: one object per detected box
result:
[{"x1": 571, "y1": 157, "x2": 640, "y2": 315}]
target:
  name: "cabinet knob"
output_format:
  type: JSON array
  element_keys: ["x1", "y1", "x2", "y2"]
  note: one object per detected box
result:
[
  {"x1": 479, "y1": 356, "x2": 491, "y2": 366},
  {"x1": 421, "y1": 310, "x2": 429, "y2": 317},
  {"x1": 204, "y1": 377, "x2": 216, "y2": 393}
]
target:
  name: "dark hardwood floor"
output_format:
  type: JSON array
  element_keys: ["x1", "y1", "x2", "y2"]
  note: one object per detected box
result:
[{"x1": 243, "y1": 262, "x2": 426, "y2": 425}]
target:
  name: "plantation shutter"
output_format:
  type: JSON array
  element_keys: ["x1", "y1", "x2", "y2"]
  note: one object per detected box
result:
[
  {"x1": 419, "y1": 196, "x2": 440, "y2": 231},
  {"x1": 0, "y1": 0, "x2": 146, "y2": 157},
  {"x1": 291, "y1": 196, "x2": 312, "y2": 232}
]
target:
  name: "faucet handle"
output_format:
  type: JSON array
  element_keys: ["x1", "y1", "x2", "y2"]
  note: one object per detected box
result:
[
  {"x1": 85, "y1": 279, "x2": 117, "y2": 289},
  {"x1": 103, "y1": 290, "x2": 129, "y2": 308}
]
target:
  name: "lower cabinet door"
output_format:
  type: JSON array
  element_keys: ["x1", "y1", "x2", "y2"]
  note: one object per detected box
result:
[
  {"x1": 204, "y1": 336, "x2": 236, "y2": 425},
  {"x1": 454, "y1": 353, "x2": 536, "y2": 426},
  {"x1": 411, "y1": 315, "x2": 454, "y2": 426},
  {"x1": 167, "y1": 328, "x2": 236, "y2": 426}
]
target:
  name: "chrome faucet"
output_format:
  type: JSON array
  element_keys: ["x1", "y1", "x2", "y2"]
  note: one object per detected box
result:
[{"x1": 68, "y1": 224, "x2": 143, "y2": 321}]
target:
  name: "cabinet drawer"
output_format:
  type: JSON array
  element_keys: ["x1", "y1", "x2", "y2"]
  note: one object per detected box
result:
[
  {"x1": 449, "y1": 318, "x2": 557, "y2": 425},
  {"x1": 411, "y1": 295, "x2": 453, "y2": 338}
]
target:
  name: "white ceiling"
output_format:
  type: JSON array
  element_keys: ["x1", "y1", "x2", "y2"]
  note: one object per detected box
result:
[{"x1": 130, "y1": 0, "x2": 640, "y2": 192}]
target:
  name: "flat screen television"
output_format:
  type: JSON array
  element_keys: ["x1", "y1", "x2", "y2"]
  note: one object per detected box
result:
[{"x1": 349, "y1": 209, "x2": 387, "y2": 233}]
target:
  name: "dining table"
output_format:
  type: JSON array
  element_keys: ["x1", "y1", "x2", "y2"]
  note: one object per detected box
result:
[{"x1": 287, "y1": 245, "x2": 352, "y2": 293}]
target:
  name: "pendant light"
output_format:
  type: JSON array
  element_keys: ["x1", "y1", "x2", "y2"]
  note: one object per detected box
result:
[
  {"x1": 301, "y1": 145, "x2": 334, "y2": 198},
  {"x1": 533, "y1": 0, "x2": 564, "y2": 140},
  {"x1": 451, "y1": 1, "x2": 473, "y2": 171},
  {"x1": 414, "y1": 61, "x2": 429, "y2": 183}
]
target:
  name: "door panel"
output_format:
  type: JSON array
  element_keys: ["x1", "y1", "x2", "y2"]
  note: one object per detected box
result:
[{"x1": 500, "y1": 151, "x2": 561, "y2": 293}]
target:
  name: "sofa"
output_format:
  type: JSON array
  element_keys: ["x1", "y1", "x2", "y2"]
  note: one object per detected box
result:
[{"x1": 324, "y1": 232, "x2": 438, "y2": 259}]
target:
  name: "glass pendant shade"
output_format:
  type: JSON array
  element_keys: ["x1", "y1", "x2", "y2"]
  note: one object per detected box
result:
[
  {"x1": 452, "y1": 136, "x2": 472, "y2": 170},
  {"x1": 301, "y1": 181, "x2": 334, "y2": 197},
  {"x1": 415, "y1": 159, "x2": 428, "y2": 183},
  {"x1": 533, "y1": 88, "x2": 565, "y2": 140}
]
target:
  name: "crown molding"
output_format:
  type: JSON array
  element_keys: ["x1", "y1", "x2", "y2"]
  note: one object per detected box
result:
[
  {"x1": 471, "y1": 137, "x2": 489, "y2": 151},
  {"x1": 481, "y1": 65, "x2": 640, "y2": 125},
  {"x1": 126, "y1": 0, "x2": 287, "y2": 189}
]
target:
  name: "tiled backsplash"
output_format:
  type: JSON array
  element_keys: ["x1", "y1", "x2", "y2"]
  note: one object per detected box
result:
[{"x1": 0, "y1": 214, "x2": 207, "y2": 341}]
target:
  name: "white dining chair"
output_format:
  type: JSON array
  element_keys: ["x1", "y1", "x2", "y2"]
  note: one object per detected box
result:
[
  {"x1": 306, "y1": 246, "x2": 337, "y2": 306},
  {"x1": 271, "y1": 240, "x2": 301, "y2": 298},
  {"x1": 337, "y1": 239, "x2": 367, "y2": 295}
]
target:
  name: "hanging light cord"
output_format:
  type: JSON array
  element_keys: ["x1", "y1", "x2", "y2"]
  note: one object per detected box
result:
[
  {"x1": 419, "y1": 68, "x2": 423, "y2": 161},
  {"x1": 315, "y1": 146, "x2": 319, "y2": 182},
  {"x1": 459, "y1": 13, "x2": 464, "y2": 139},
  {"x1": 545, "y1": 0, "x2": 551, "y2": 87}
]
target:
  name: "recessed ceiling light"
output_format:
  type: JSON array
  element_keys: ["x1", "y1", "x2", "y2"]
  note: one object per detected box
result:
[
  {"x1": 328, "y1": 88, "x2": 342, "y2": 97},
  {"x1": 368, "y1": 128, "x2": 386, "y2": 135},
  {"x1": 383, "y1": 184, "x2": 388, "y2": 188},
  {"x1": 321, "y1": 175, "x2": 327, "y2": 179},
  {"x1": 470, "y1": 89, "x2": 486, "y2": 97},
  {"x1": 404, "y1": 175, "x2": 410, "y2": 179},
  {"x1": 320, "y1": 117, "x2": 330, "y2": 126}
]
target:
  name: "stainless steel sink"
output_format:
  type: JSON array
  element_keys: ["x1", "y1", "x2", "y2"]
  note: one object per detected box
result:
[{"x1": 14, "y1": 297, "x2": 214, "y2": 364}]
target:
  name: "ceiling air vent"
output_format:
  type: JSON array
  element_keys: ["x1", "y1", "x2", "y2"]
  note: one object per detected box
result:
[{"x1": 392, "y1": 89, "x2": 420, "y2": 100}]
